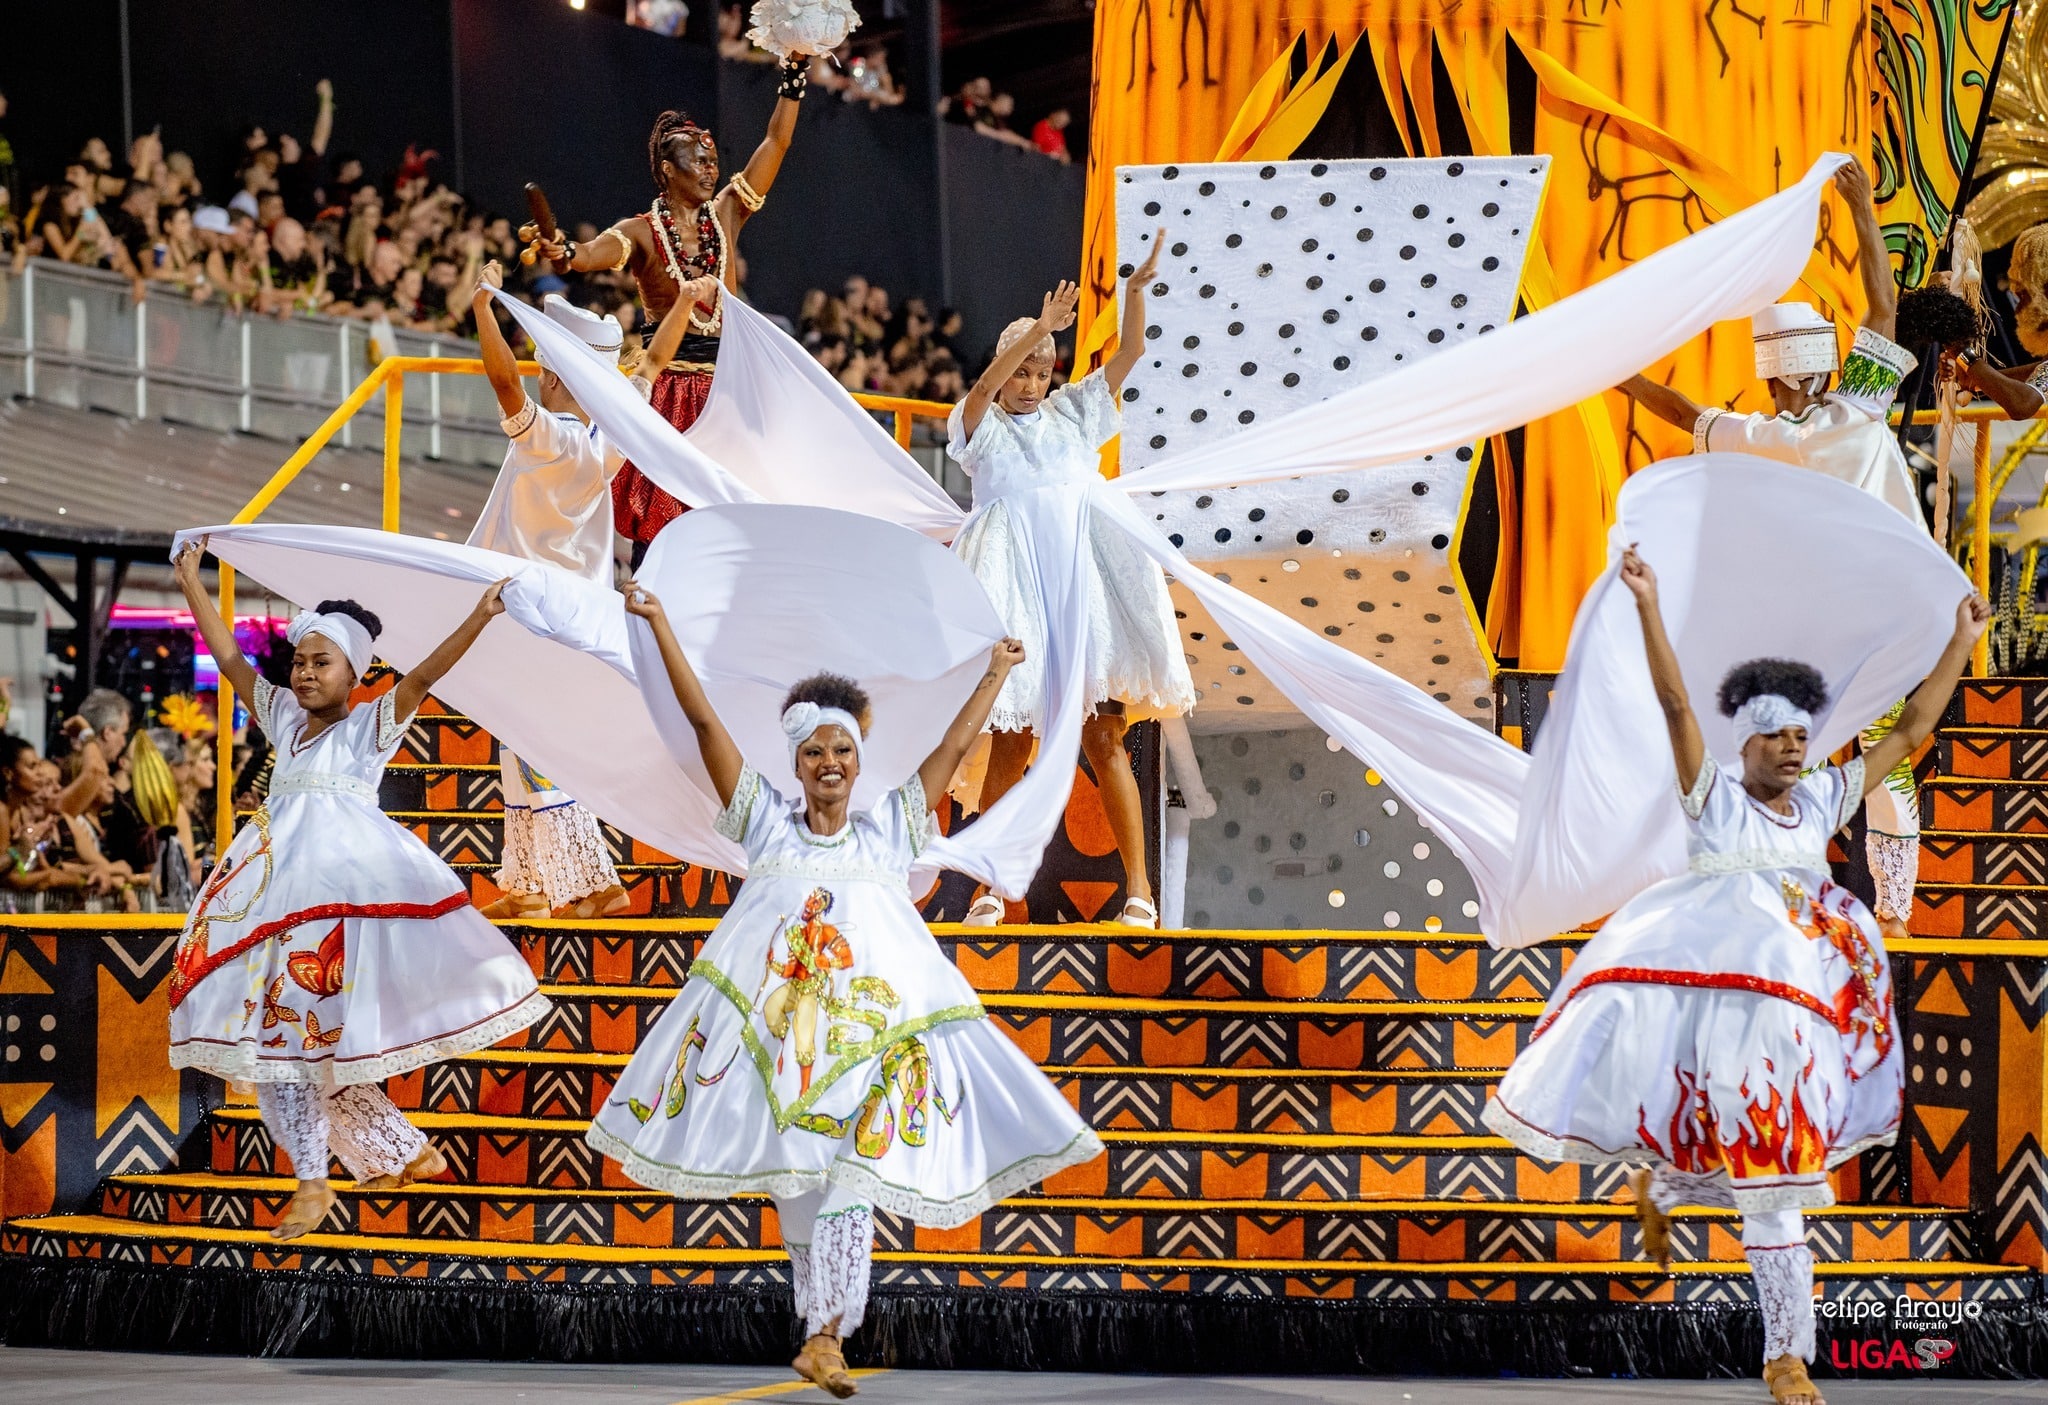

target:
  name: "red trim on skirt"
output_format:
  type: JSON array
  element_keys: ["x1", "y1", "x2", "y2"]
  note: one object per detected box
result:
[{"x1": 171, "y1": 891, "x2": 473, "y2": 1009}]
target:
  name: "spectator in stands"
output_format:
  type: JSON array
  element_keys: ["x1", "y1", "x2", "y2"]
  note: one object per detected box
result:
[
  {"x1": 153, "y1": 205, "x2": 211, "y2": 298},
  {"x1": 158, "y1": 150, "x2": 203, "y2": 208},
  {"x1": 178, "y1": 735, "x2": 218, "y2": 877},
  {"x1": 976, "y1": 92, "x2": 1034, "y2": 150},
  {"x1": 3, "y1": 744, "x2": 105, "y2": 911},
  {"x1": 845, "y1": 45, "x2": 905, "y2": 109},
  {"x1": 59, "y1": 750, "x2": 144, "y2": 911},
  {"x1": 944, "y1": 76, "x2": 993, "y2": 126},
  {"x1": 717, "y1": 3, "x2": 766, "y2": 61},
  {"x1": 106, "y1": 178, "x2": 162, "y2": 271},
  {"x1": 78, "y1": 136, "x2": 127, "y2": 200},
  {"x1": 0, "y1": 89, "x2": 17, "y2": 215},
  {"x1": 629, "y1": 0, "x2": 690, "y2": 36},
  {"x1": 261, "y1": 216, "x2": 328, "y2": 315},
  {"x1": 1032, "y1": 108, "x2": 1074, "y2": 164},
  {"x1": 39, "y1": 183, "x2": 131, "y2": 272}
]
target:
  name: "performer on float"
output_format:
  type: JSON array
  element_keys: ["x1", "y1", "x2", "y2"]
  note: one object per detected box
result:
[
  {"x1": 949, "y1": 238, "x2": 1197, "y2": 930},
  {"x1": 463, "y1": 259, "x2": 706, "y2": 919},
  {"x1": 522, "y1": 52, "x2": 813, "y2": 568},
  {"x1": 588, "y1": 584, "x2": 1101, "y2": 1398},
  {"x1": 1619, "y1": 161, "x2": 1932, "y2": 941},
  {"x1": 168, "y1": 543, "x2": 548, "y2": 1239},
  {"x1": 1484, "y1": 546, "x2": 1987, "y2": 1405}
]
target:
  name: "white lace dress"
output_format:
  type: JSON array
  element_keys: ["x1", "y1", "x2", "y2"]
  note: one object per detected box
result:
[
  {"x1": 948, "y1": 372, "x2": 1196, "y2": 732},
  {"x1": 587, "y1": 765, "x2": 1102, "y2": 1226},
  {"x1": 1483, "y1": 756, "x2": 1901, "y2": 1213},
  {"x1": 167, "y1": 680, "x2": 549, "y2": 1086}
]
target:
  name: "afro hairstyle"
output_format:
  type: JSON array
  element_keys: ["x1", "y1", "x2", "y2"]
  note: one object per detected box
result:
[
  {"x1": 1894, "y1": 285, "x2": 1979, "y2": 355},
  {"x1": 1716, "y1": 658, "x2": 1828, "y2": 718},
  {"x1": 783, "y1": 672, "x2": 872, "y2": 736},
  {"x1": 312, "y1": 599, "x2": 384, "y2": 640}
]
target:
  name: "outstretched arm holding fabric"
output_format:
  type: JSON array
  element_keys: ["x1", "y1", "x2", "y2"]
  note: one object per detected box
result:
[
  {"x1": 173, "y1": 540, "x2": 260, "y2": 705},
  {"x1": 622, "y1": 582, "x2": 745, "y2": 806},
  {"x1": 1103, "y1": 230, "x2": 1166, "y2": 393},
  {"x1": 391, "y1": 581, "x2": 508, "y2": 722},
  {"x1": 916, "y1": 638, "x2": 1026, "y2": 803},
  {"x1": 469, "y1": 261, "x2": 526, "y2": 420},
  {"x1": 1619, "y1": 375, "x2": 1712, "y2": 432},
  {"x1": 1861, "y1": 594, "x2": 1991, "y2": 792},
  {"x1": 1836, "y1": 162, "x2": 1896, "y2": 340},
  {"x1": 1618, "y1": 547, "x2": 1706, "y2": 795}
]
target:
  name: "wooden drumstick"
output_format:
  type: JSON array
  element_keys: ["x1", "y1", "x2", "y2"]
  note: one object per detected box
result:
[{"x1": 524, "y1": 183, "x2": 569, "y2": 273}]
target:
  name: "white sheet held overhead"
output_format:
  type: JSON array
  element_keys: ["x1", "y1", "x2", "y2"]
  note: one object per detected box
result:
[
  {"x1": 1496, "y1": 454, "x2": 1971, "y2": 948},
  {"x1": 1113, "y1": 152, "x2": 1856, "y2": 494}
]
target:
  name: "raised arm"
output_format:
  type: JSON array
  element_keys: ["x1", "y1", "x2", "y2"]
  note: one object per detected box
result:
[
  {"x1": 636, "y1": 276, "x2": 716, "y2": 391},
  {"x1": 311, "y1": 79, "x2": 335, "y2": 158},
  {"x1": 392, "y1": 580, "x2": 507, "y2": 721},
  {"x1": 1104, "y1": 229, "x2": 1165, "y2": 393},
  {"x1": 469, "y1": 261, "x2": 527, "y2": 419},
  {"x1": 173, "y1": 541, "x2": 260, "y2": 703},
  {"x1": 732, "y1": 59, "x2": 807, "y2": 220},
  {"x1": 960, "y1": 280, "x2": 1079, "y2": 439},
  {"x1": 1619, "y1": 374, "x2": 1712, "y2": 432},
  {"x1": 1862, "y1": 593, "x2": 1992, "y2": 790},
  {"x1": 1960, "y1": 354, "x2": 2044, "y2": 420},
  {"x1": 1619, "y1": 548, "x2": 1706, "y2": 794},
  {"x1": 622, "y1": 583, "x2": 745, "y2": 806},
  {"x1": 1836, "y1": 162, "x2": 1896, "y2": 340},
  {"x1": 917, "y1": 639, "x2": 1025, "y2": 802}
]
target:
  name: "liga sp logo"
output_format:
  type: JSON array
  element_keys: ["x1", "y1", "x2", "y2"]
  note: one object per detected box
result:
[{"x1": 1829, "y1": 1337, "x2": 1956, "y2": 1372}]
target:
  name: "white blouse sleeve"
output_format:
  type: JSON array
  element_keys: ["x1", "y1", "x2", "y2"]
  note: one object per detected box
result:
[
  {"x1": 713, "y1": 764, "x2": 782, "y2": 855},
  {"x1": 249, "y1": 678, "x2": 282, "y2": 738},
  {"x1": 895, "y1": 772, "x2": 936, "y2": 858},
  {"x1": 1049, "y1": 370, "x2": 1121, "y2": 449},
  {"x1": 372, "y1": 689, "x2": 415, "y2": 758},
  {"x1": 1679, "y1": 755, "x2": 1720, "y2": 822}
]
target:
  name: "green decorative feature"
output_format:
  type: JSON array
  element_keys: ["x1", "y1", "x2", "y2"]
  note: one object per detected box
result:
[
  {"x1": 689, "y1": 957, "x2": 984, "y2": 1132},
  {"x1": 790, "y1": 1033, "x2": 963, "y2": 1159}
]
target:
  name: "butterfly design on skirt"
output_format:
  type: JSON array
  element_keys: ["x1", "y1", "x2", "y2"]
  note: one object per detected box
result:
[
  {"x1": 302, "y1": 1010, "x2": 343, "y2": 1050},
  {"x1": 286, "y1": 921, "x2": 346, "y2": 1000},
  {"x1": 262, "y1": 977, "x2": 302, "y2": 1030}
]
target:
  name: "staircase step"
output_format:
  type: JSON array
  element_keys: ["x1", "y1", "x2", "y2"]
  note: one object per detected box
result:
[
  {"x1": 7, "y1": 1216, "x2": 2027, "y2": 1302},
  {"x1": 502, "y1": 984, "x2": 1541, "y2": 1069},
  {"x1": 398, "y1": 1055, "x2": 1509, "y2": 1134},
  {"x1": 507, "y1": 923, "x2": 1582, "y2": 1002},
  {"x1": 1918, "y1": 830, "x2": 2048, "y2": 886},
  {"x1": 1936, "y1": 729, "x2": 2048, "y2": 782},
  {"x1": 96, "y1": 1174, "x2": 1975, "y2": 1265},
  {"x1": 1911, "y1": 883, "x2": 2048, "y2": 942},
  {"x1": 1951, "y1": 677, "x2": 2048, "y2": 729},
  {"x1": 198, "y1": 1106, "x2": 1619, "y2": 1201},
  {"x1": 1922, "y1": 777, "x2": 2048, "y2": 833},
  {"x1": 380, "y1": 763, "x2": 504, "y2": 813}
]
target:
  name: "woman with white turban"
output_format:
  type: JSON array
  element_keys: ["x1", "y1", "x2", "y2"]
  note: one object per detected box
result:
[
  {"x1": 1483, "y1": 545, "x2": 1988, "y2": 1405},
  {"x1": 167, "y1": 542, "x2": 548, "y2": 1241},
  {"x1": 590, "y1": 582, "x2": 1099, "y2": 1399}
]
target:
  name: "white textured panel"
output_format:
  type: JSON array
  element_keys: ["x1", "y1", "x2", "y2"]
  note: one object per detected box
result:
[{"x1": 1114, "y1": 156, "x2": 1546, "y2": 729}]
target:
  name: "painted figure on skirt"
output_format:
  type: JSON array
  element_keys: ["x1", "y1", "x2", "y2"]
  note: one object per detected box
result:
[
  {"x1": 587, "y1": 583, "x2": 1101, "y2": 1398},
  {"x1": 1621, "y1": 161, "x2": 1931, "y2": 941},
  {"x1": 465, "y1": 259, "x2": 702, "y2": 919},
  {"x1": 522, "y1": 54, "x2": 812, "y2": 568},
  {"x1": 1483, "y1": 546, "x2": 1989, "y2": 1405},
  {"x1": 949, "y1": 234, "x2": 1197, "y2": 930},
  {"x1": 168, "y1": 542, "x2": 549, "y2": 1241}
]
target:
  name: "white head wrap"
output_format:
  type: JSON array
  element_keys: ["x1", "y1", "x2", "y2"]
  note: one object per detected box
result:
[
  {"x1": 996, "y1": 316, "x2": 1055, "y2": 363},
  {"x1": 782, "y1": 702, "x2": 864, "y2": 767},
  {"x1": 1751, "y1": 302, "x2": 1838, "y2": 394},
  {"x1": 286, "y1": 609, "x2": 375, "y2": 679},
  {"x1": 534, "y1": 293, "x2": 625, "y2": 374},
  {"x1": 1731, "y1": 693, "x2": 1814, "y2": 753}
]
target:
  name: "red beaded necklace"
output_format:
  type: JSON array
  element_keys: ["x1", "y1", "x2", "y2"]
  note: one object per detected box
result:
[{"x1": 650, "y1": 194, "x2": 722, "y2": 286}]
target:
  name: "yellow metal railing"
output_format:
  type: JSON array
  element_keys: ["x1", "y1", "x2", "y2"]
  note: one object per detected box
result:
[{"x1": 211, "y1": 354, "x2": 953, "y2": 857}]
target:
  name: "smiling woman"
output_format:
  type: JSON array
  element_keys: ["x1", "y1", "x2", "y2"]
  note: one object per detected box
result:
[{"x1": 591, "y1": 579, "x2": 1099, "y2": 1397}]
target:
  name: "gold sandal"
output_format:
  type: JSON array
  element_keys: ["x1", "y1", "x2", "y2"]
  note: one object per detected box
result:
[
  {"x1": 479, "y1": 891, "x2": 549, "y2": 920},
  {"x1": 354, "y1": 1141, "x2": 448, "y2": 1192},
  {"x1": 269, "y1": 1180, "x2": 337, "y2": 1241},
  {"x1": 792, "y1": 1330, "x2": 859, "y2": 1398},
  {"x1": 1630, "y1": 1168, "x2": 1672, "y2": 1271},
  {"x1": 1763, "y1": 1353, "x2": 1825, "y2": 1405}
]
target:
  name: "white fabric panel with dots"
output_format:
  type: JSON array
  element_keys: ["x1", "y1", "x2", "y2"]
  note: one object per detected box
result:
[{"x1": 1115, "y1": 156, "x2": 1546, "y2": 727}]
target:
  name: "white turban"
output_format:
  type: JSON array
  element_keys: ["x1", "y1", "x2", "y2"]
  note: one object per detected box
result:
[
  {"x1": 1730, "y1": 693, "x2": 1814, "y2": 753},
  {"x1": 1751, "y1": 301, "x2": 1838, "y2": 395},
  {"x1": 995, "y1": 316, "x2": 1054, "y2": 363},
  {"x1": 781, "y1": 702, "x2": 864, "y2": 767},
  {"x1": 286, "y1": 609, "x2": 375, "y2": 679},
  {"x1": 534, "y1": 293, "x2": 625, "y2": 374}
]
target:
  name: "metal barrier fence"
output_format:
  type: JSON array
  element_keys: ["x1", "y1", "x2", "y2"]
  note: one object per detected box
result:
[{"x1": 0, "y1": 258, "x2": 525, "y2": 467}]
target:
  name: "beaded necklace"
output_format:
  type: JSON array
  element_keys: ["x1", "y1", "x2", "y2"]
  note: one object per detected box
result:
[{"x1": 649, "y1": 194, "x2": 726, "y2": 334}]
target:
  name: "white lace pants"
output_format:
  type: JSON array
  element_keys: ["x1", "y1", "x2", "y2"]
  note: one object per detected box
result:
[
  {"x1": 1648, "y1": 1166, "x2": 1815, "y2": 1364},
  {"x1": 255, "y1": 1083, "x2": 428, "y2": 1183},
  {"x1": 777, "y1": 1182, "x2": 875, "y2": 1338}
]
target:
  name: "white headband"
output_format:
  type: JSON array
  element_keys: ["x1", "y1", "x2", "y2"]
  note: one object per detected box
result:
[
  {"x1": 286, "y1": 610, "x2": 375, "y2": 679},
  {"x1": 1731, "y1": 693, "x2": 1813, "y2": 753},
  {"x1": 782, "y1": 702, "x2": 863, "y2": 767}
]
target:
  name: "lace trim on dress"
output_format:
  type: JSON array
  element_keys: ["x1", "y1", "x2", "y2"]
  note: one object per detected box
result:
[
  {"x1": 269, "y1": 772, "x2": 378, "y2": 801},
  {"x1": 1836, "y1": 755, "x2": 1867, "y2": 831},
  {"x1": 170, "y1": 987, "x2": 551, "y2": 1087},
  {"x1": 1688, "y1": 847, "x2": 1830, "y2": 876},
  {"x1": 323, "y1": 1083, "x2": 429, "y2": 1182},
  {"x1": 809, "y1": 1203, "x2": 874, "y2": 1336},
  {"x1": 374, "y1": 691, "x2": 413, "y2": 752},
  {"x1": 1680, "y1": 757, "x2": 1717, "y2": 821},
  {"x1": 1748, "y1": 1243, "x2": 1818, "y2": 1363},
  {"x1": 715, "y1": 766, "x2": 763, "y2": 843},
  {"x1": 900, "y1": 774, "x2": 934, "y2": 857},
  {"x1": 251, "y1": 678, "x2": 280, "y2": 737},
  {"x1": 585, "y1": 1121, "x2": 1105, "y2": 1231},
  {"x1": 500, "y1": 397, "x2": 540, "y2": 438},
  {"x1": 497, "y1": 799, "x2": 621, "y2": 906},
  {"x1": 1867, "y1": 830, "x2": 1918, "y2": 922}
]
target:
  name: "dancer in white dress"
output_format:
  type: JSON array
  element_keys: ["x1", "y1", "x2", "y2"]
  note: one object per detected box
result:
[
  {"x1": 1483, "y1": 547, "x2": 1988, "y2": 1405},
  {"x1": 588, "y1": 583, "x2": 1101, "y2": 1398},
  {"x1": 464, "y1": 259, "x2": 706, "y2": 919},
  {"x1": 168, "y1": 542, "x2": 549, "y2": 1240},
  {"x1": 949, "y1": 239, "x2": 1196, "y2": 929}
]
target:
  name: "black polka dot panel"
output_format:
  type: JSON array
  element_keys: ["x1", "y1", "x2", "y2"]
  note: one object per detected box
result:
[{"x1": 1114, "y1": 155, "x2": 1547, "y2": 471}]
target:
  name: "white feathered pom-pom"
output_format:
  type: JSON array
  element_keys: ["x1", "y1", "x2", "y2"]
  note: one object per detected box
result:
[{"x1": 747, "y1": 0, "x2": 860, "y2": 59}]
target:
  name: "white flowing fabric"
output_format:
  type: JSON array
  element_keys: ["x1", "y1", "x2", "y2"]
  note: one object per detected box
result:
[
  {"x1": 520, "y1": 152, "x2": 1910, "y2": 921},
  {"x1": 1113, "y1": 152, "x2": 1855, "y2": 494},
  {"x1": 175, "y1": 509, "x2": 1004, "y2": 882},
  {"x1": 1498, "y1": 454, "x2": 1969, "y2": 947}
]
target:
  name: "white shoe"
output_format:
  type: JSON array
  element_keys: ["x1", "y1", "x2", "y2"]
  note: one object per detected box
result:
[
  {"x1": 1116, "y1": 896, "x2": 1159, "y2": 929},
  {"x1": 962, "y1": 894, "x2": 1005, "y2": 927}
]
